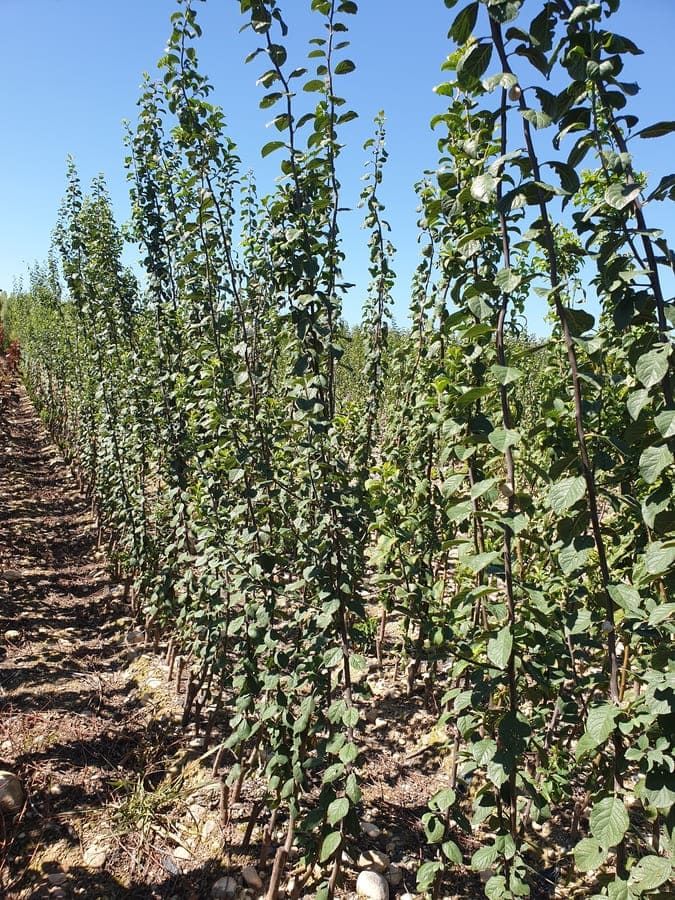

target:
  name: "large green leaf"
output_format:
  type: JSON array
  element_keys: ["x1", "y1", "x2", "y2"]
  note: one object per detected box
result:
[
  {"x1": 574, "y1": 838, "x2": 607, "y2": 872},
  {"x1": 449, "y1": 2, "x2": 478, "y2": 43},
  {"x1": 547, "y1": 476, "x2": 586, "y2": 513},
  {"x1": 644, "y1": 542, "x2": 675, "y2": 575},
  {"x1": 628, "y1": 855, "x2": 672, "y2": 891},
  {"x1": 487, "y1": 626, "x2": 513, "y2": 669},
  {"x1": 471, "y1": 173, "x2": 497, "y2": 203},
  {"x1": 639, "y1": 444, "x2": 673, "y2": 484},
  {"x1": 320, "y1": 830, "x2": 342, "y2": 862},
  {"x1": 589, "y1": 797, "x2": 629, "y2": 850},
  {"x1": 635, "y1": 347, "x2": 671, "y2": 389},
  {"x1": 605, "y1": 181, "x2": 641, "y2": 209},
  {"x1": 327, "y1": 797, "x2": 349, "y2": 825},
  {"x1": 585, "y1": 703, "x2": 619, "y2": 747}
]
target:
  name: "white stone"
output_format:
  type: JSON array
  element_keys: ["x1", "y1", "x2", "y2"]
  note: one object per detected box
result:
[
  {"x1": 0, "y1": 771, "x2": 25, "y2": 814},
  {"x1": 4, "y1": 629, "x2": 21, "y2": 641},
  {"x1": 211, "y1": 876, "x2": 238, "y2": 898},
  {"x1": 174, "y1": 846, "x2": 192, "y2": 860},
  {"x1": 241, "y1": 866, "x2": 263, "y2": 890},
  {"x1": 356, "y1": 870, "x2": 389, "y2": 900},
  {"x1": 83, "y1": 844, "x2": 107, "y2": 868},
  {"x1": 400, "y1": 894, "x2": 416, "y2": 900}
]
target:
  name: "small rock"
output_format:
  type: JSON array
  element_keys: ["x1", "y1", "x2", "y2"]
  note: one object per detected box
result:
[
  {"x1": 211, "y1": 876, "x2": 238, "y2": 898},
  {"x1": 241, "y1": 865, "x2": 263, "y2": 890},
  {"x1": 174, "y1": 846, "x2": 192, "y2": 860},
  {"x1": 146, "y1": 678, "x2": 163, "y2": 689},
  {"x1": 374, "y1": 718, "x2": 387, "y2": 729},
  {"x1": 0, "y1": 771, "x2": 25, "y2": 814},
  {"x1": 202, "y1": 819, "x2": 219, "y2": 839},
  {"x1": 83, "y1": 844, "x2": 107, "y2": 868},
  {"x1": 361, "y1": 821, "x2": 381, "y2": 839},
  {"x1": 400, "y1": 894, "x2": 415, "y2": 900},
  {"x1": 358, "y1": 850, "x2": 389, "y2": 873},
  {"x1": 47, "y1": 872, "x2": 68, "y2": 885},
  {"x1": 387, "y1": 866, "x2": 403, "y2": 887},
  {"x1": 365, "y1": 708, "x2": 379, "y2": 724},
  {"x1": 125, "y1": 628, "x2": 145, "y2": 647},
  {"x1": 4, "y1": 629, "x2": 21, "y2": 642},
  {"x1": 356, "y1": 870, "x2": 389, "y2": 899}
]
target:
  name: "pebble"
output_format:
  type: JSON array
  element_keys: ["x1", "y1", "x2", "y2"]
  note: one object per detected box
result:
[
  {"x1": 356, "y1": 870, "x2": 389, "y2": 899},
  {"x1": 0, "y1": 771, "x2": 25, "y2": 814},
  {"x1": 211, "y1": 876, "x2": 238, "y2": 898},
  {"x1": 4, "y1": 629, "x2": 21, "y2": 641},
  {"x1": 241, "y1": 865, "x2": 263, "y2": 890},
  {"x1": 361, "y1": 821, "x2": 381, "y2": 839},
  {"x1": 202, "y1": 819, "x2": 219, "y2": 839},
  {"x1": 47, "y1": 872, "x2": 68, "y2": 885},
  {"x1": 125, "y1": 628, "x2": 145, "y2": 647},
  {"x1": 174, "y1": 846, "x2": 192, "y2": 860},
  {"x1": 400, "y1": 894, "x2": 415, "y2": 900},
  {"x1": 146, "y1": 677, "x2": 163, "y2": 689},
  {"x1": 83, "y1": 843, "x2": 107, "y2": 868},
  {"x1": 358, "y1": 850, "x2": 389, "y2": 873}
]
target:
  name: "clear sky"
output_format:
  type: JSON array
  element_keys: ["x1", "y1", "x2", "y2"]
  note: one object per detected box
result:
[{"x1": 2, "y1": 0, "x2": 674, "y2": 332}]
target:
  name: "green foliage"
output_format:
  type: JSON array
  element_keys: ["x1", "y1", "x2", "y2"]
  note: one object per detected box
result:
[{"x1": 5, "y1": 1, "x2": 674, "y2": 898}]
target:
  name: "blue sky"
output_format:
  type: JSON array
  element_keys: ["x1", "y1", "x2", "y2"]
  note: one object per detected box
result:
[{"x1": 2, "y1": 0, "x2": 674, "y2": 332}]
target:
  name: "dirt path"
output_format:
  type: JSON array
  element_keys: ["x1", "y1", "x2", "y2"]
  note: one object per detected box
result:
[{"x1": 0, "y1": 378, "x2": 223, "y2": 899}]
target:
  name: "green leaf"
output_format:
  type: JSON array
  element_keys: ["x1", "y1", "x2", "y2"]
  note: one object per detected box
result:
[
  {"x1": 637, "y1": 120, "x2": 675, "y2": 139},
  {"x1": 607, "y1": 583, "x2": 641, "y2": 615},
  {"x1": 442, "y1": 839, "x2": 462, "y2": 865},
  {"x1": 345, "y1": 772, "x2": 361, "y2": 804},
  {"x1": 450, "y1": 2, "x2": 478, "y2": 43},
  {"x1": 334, "y1": 59, "x2": 355, "y2": 75},
  {"x1": 488, "y1": 428, "x2": 521, "y2": 452},
  {"x1": 490, "y1": 364, "x2": 523, "y2": 385},
  {"x1": 327, "y1": 796, "x2": 349, "y2": 825},
  {"x1": 522, "y1": 108, "x2": 552, "y2": 129},
  {"x1": 462, "y1": 550, "x2": 500, "y2": 573},
  {"x1": 320, "y1": 830, "x2": 342, "y2": 862},
  {"x1": 457, "y1": 42, "x2": 493, "y2": 83},
  {"x1": 655, "y1": 410, "x2": 675, "y2": 438},
  {"x1": 547, "y1": 476, "x2": 586, "y2": 514},
  {"x1": 605, "y1": 181, "x2": 641, "y2": 209},
  {"x1": 628, "y1": 854, "x2": 672, "y2": 891},
  {"x1": 431, "y1": 787, "x2": 457, "y2": 812},
  {"x1": 304, "y1": 79, "x2": 325, "y2": 92},
  {"x1": 635, "y1": 347, "x2": 671, "y2": 389},
  {"x1": 471, "y1": 173, "x2": 497, "y2": 203},
  {"x1": 644, "y1": 541, "x2": 675, "y2": 575},
  {"x1": 627, "y1": 388, "x2": 650, "y2": 420},
  {"x1": 648, "y1": 603, "x2": 675, "y2": 626},
  {"x1": 639, "y1": 444, "x2": 673, "y2": 484},
  {"x1": 485, "y1": 876, "x2": 508, "y2": 899},
  {"x1": 494, "y1": 267, "x2": 522, "y2": 293},
  {"x1": 585, "y1": 703, "x2": 619, "y2": 747},
  {"x1": 589, "y1": 797, "x2": 629, "y2": 850},
  {"x1": 417, "y1": 860, "x2": 443, "y2": 891},
  {"x1": 471, "y1": 842, "x2": 499, "y2": 871},
  {"x1": 574, "y1": 838, "x2": 608, "y2": 872},
  {"x1": 261, "y1": 140, "x2": 285, "y2": 157},
  {"x1": 472, "y1": 738, "x2": 497, "y2": 765},
  {"x1": 487, "y1": 626, "x2": 513, "y2": 670}
]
